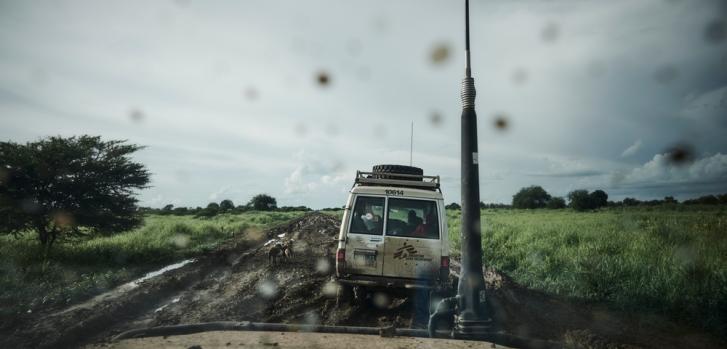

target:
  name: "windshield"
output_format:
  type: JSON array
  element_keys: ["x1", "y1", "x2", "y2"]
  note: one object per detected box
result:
[{"x1": 1, "y1": 1, "x2": 725, "y2": 348}]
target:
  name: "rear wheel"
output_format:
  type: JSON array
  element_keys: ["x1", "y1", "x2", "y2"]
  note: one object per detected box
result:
[
  {"x1": 353, "y1": 286, "x2": 368, "y2": 304},
  {"x1": 336, "y1": 284, "x2": 353, "y2": 307}
]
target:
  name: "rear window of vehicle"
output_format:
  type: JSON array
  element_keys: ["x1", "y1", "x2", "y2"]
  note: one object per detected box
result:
[
  {"x1": 349, "y1": 196, "x2": 385, "y2": 235},
  {"x1": 385, "y1": 198, "x2": 439, "y2": 239}
]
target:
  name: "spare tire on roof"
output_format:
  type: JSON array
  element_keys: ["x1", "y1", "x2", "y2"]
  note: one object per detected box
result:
[{"x1": 372, "y1": 164, "x2": 423, "y2": 181}]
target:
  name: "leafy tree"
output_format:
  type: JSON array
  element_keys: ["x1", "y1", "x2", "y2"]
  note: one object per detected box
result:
[
  {"x1": 248, "y1": 194, "x2": 277, "y2": 211},
  {"x1": 219, "y1": 199, "x2": 234, "y2": 212},
  {"x1": 195, "y1": 202, "x2": 220, "y2": 218},
  {"x1": 568, "y1": 190, "x2": 593, "y2": 211},
  {"x1": 172, "y1": 207, "x2": 188, "y2": 215},
  {"x1": 0, "y1": 136, "x2": 150, "y2": 250},
  {"x1": 664, "y1": 196, "x2": 678, "y2": 204},
  {"x1": 512, "y1": 185, "x2": 551, "y2": 209},
  {"x1": 589, "y1": 190, "x2": 608, "y2": 208},
  {"x1": 445, "y1": 202, "x2": 461, "y2": 210},
  {"x1": 546, "y1": 197, "x2": 566, "y2": 209},
  {"x1": 622, "y1": 197, "x2": 640, "y2": 206}
]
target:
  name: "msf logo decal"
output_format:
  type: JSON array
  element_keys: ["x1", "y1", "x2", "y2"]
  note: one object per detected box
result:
[{"x1": 393, "y1": 242, "x2": 418, "y2": 260}]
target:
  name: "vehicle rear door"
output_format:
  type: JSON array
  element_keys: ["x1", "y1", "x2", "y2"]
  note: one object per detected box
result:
[
  {"x1": 382, "y1": 198, "x2": 441, "y2": 280},
  {"x1": 344, "y1": 195, "x2": 385, "y2": 276}
]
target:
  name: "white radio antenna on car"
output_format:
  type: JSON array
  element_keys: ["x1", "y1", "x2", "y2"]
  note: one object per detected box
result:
[{"x1": 409, "y1": 121, "x2": 414, "y2": 166}]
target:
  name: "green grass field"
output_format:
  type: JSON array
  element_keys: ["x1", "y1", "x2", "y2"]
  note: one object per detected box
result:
[
  {"x1": 0, "y1": 211, "x2": 305, "y2": 320},
  {"x1": 447, "y1": 206, "x2": 727, "y2": 335},
  {"x1": 3, "y1": 206, "x2": 725, "y2": 336}
]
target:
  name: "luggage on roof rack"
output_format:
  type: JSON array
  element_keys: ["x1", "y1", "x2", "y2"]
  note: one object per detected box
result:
[{"x1": 354, "y1": 171, "x2": 440, "y2": 190}]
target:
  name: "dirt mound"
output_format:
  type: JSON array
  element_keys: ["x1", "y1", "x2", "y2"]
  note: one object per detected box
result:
[{"x1": 2, "y1": 212, "x2": 724, "y2": 349}]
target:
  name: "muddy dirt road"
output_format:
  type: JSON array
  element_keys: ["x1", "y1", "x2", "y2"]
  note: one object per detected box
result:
[{"x1": 1, "y1": 212, "x2": 724, "y2": 349}]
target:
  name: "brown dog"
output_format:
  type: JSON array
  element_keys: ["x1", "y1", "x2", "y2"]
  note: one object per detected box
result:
[
  {"x1": 283, "y1": 240, "x2": 294, "y2": 260},
  {"x1": 268, "y1": 243, "x2": 284, "y2": 265}
]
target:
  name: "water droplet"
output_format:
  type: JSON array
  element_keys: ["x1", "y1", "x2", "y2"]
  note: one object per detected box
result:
[
  {"x1": 704, "y1": 19, "x2": 726, "y2": 44},
  {"x1": 321, "y1": 281, "x2": 338, "y2": 297},
  {"x1": 653, "y1": 65, "x2": 679, "y2": 85},
  {"x1": 430, "y1": 43, "x2": 450, "y2": 65},
  {"x1": 429, "y1": 111, "x2": 443, "y2": 127},
  {"x1": 372, "y1": 292, "x2": 390, "y2": 309},
  {"x1": 316, "y1": 71, "x2": 330, "y2": 87},
  {"x1": 244, "y1": 87, "x2": 259, "y2": 101},
  {"x1": 664, "y1": 143, "x2": 695, "y2": 166},
  {"x1": 493, "y1": 114, "x2": 510, "y2": 131},
  {"x1": 304, "y1": 310, "x2": 320, "y2": 326},
  {"x1": 128, "y1": 108, "x2": 145, "y2": 123},
  {"x1": 541, "y1": 22, "x2": 560, "y2": 43},
  {"x1": 316, "y1": 258, "x2": 332, "y2": 274},
  {"x1": 170, "y1": 234, "x2": 190, "y2": 248},
  {"x1": 511, "y1": 68, "x2": 529, "y2": 85},
  {"x1": 257, "y1": 279, "x2": 278, "y2": 299},
  {"x1": 294, "y1": 123, "x2": 308, "y2": 137}
]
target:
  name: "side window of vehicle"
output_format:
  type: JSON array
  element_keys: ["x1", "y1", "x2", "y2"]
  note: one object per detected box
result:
[
  {"x1": 349, "y1": 196, "x2": 385, "y2": 235},
  {"x1": 385, "y1": 198, "x2": 439, "y2": 239}
]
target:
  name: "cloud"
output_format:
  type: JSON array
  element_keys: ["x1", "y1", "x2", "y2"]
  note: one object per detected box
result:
[
  {"x1": 681, "y1": 85, "x2": 727, "y2": 126},
  {"x1": 283, "y1": 150, "x2": 348, "y2": 195},
  {"x1": 208, "y1": 186, "x2": 232, "y2": 201},
  {"x1": 621, "y1": 139, "x2": 642, "y2": 157},
  {"x1": 615, "y1": 152, "x2": 727, "y2": 187}
]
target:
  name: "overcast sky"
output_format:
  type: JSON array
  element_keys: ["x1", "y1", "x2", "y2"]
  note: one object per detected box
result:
[{"x1": 1, "y1": 0, "x2": 726, "y2": 209}]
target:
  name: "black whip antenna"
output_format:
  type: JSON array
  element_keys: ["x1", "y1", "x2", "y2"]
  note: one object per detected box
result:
[{"x1": 429, "y1": 0, "x2": 492, "y2": 339}]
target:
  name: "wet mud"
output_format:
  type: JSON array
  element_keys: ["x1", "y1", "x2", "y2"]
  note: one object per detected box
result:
[{"x1": 1, "y1": 212, "x2": 723, "y2": 349}]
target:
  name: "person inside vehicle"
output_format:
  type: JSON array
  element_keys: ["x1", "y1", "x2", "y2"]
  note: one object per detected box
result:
[
  {"x1": 350, "y1": 205, "x2": 368, "y2": 233},
  {"x1": 407, "y1": 210, "x2": 424, "y2": 235}
]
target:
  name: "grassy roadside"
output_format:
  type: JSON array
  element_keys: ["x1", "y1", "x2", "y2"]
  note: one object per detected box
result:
[
  {"x1": 447, "y1": 206, "x2": 727, "y2": 336},
  {"x1": 0, "y1": 211, "x2": 306, "y2": 323}
]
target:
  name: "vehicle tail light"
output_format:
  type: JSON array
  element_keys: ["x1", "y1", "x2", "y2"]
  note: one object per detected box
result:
[
  {"x1": 336, "y1": 248, "x2": 346, "y2": 275},
  {"x1": 441, "y1": 256, "x2": 450, "y2": 268}
]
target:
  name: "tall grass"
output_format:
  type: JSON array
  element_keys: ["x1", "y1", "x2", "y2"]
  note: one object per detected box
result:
[
  {"x1": 448, "y1": 207, "x2": 727, "y2": 336},
  {"x1": 0, "y1": 211, "x2": 305, "y2": 319}
]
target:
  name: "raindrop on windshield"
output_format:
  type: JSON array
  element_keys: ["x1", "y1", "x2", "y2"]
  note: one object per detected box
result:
[
  {"x1": 493, "y1": 114, "x2": 510, "y2": 131},
  {"x1": 316, "y1": 71, "x2": 331, "y2": 87},
  {"x1": 429, "y1": 111, "x2": 443, "y2": 127},
  {"x1": 430, "y1": 43, "x2": 451, "y2": 65},
  {"x1": 541, "y1": 22, "x2": 560, "y2": 43},
  {"x1": 511, "y1": 68, "x2": 529, "y2": 85},
  {"x1": 316, "y1": 258, "x2": 332, "y2": 274},
  {"x1": 664, "y1": 143, "x2": 695, "y2": 166},
  {"x1": 653, "y1": 65, "x2": 679, "y2": 85},
  {"x1": 704, "y1": 18, "x2": 726, "y2": 44},
  {"x1": 128, "y1": 108, "x2": 145, "y2": 123},
  {"x1": 257, "y1": 279, "x2": 278, "y2": 299}
]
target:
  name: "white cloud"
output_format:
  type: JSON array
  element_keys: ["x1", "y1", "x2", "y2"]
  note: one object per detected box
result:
[
  {"x1": 208, "y1": 186, "x2": 232, "y2": 201},
  {"x1": 617, "y1": 153, "x2": 727, "y2": 186},
  {"x1": 621, "y1": 139, "x2": 642, "y2": 157}
]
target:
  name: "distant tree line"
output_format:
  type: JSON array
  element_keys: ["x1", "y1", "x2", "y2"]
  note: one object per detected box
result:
[
  {"x1": 444, "y1": 185, "x2": 727, "y2": 212},
  {"x1": 141, "y1": 193, "x2": 313, "y2": 217}
]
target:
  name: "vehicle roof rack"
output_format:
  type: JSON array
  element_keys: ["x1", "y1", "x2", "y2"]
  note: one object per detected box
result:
[{"x1": 354, "y1": 171, "x2": 440, "y2": 191}]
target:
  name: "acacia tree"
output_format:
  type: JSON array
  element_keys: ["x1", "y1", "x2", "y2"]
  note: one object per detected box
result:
[
  {"x1": 219, "y1": 199, "x2": 234, "y2": 212},
  {"x1": 512, "y1": 185, "x2": 551, "y2": 209},
  {"x1": 0, "y1": 136, "x2": 150, "y2": 251},
  {"x1": 248, "y1": 194, "x2": 277, "y2": 211}
]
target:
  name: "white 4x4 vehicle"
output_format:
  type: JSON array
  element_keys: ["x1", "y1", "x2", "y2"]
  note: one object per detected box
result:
[{"x1": 334, "y1": 165, "x2": 449, "y2": 305}]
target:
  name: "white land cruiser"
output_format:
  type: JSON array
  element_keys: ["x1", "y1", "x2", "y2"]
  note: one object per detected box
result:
[{"x1": 334, "y1": 164, "x2": 450, "y2": 305}]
